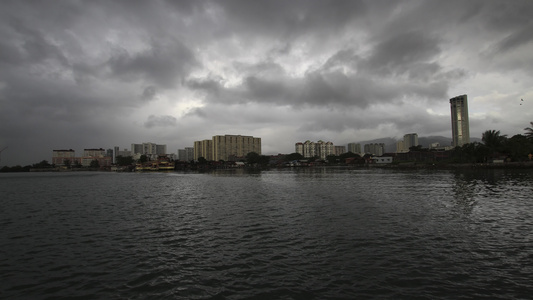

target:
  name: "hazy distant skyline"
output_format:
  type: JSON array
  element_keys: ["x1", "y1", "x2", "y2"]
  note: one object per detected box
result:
[{"x1": 1, "y1": 0, "x2": 532, "y2": 166}]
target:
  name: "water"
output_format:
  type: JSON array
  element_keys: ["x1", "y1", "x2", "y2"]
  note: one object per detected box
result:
[{"x1": 1, "y1": 168, "x2": 532, "y2": 299}]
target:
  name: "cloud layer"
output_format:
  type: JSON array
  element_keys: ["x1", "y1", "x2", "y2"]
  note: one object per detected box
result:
[{"x1": 1, "y1": 0, "x2": 532, "y2": 165}]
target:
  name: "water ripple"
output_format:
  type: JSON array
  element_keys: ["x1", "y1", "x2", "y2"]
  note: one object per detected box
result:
[{"x1": 1, "y1": 169, "x2": 533, "y2": 299}]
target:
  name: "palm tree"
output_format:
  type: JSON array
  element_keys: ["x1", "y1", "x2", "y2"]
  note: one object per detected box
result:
[
  {"x1": 525, "y1": 122, "x2": 533, "y2": 139},
  {"x1": 482, "y1": 130, "x2": 507, "y2": 152}
]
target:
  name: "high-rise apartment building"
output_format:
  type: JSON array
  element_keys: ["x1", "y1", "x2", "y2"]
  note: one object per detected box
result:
[
  {"x1": 131, "y1": 142, "x2": 167, "y2": 158},
  {"x1": 364, "y1": 143, "x2": 385, "y2": 156},
  {"x1": 404, "y1": 133, "x2": 419, "y2": 149},
  {"x1": 295, "y1": 142, "x2": 304, "y2": 156},
  {"x1": 450, "y1": 94, "x2": 470, "y2": 147},
  {"x1": 52, "y1": 149, "x2": 76, "y2": 165},
  {"x1": 397, "y1": 133, "x2": 419, "y2": 152},
  {"x1": 303, "y1": 141, "x2": 316, "y2": 158},
  {"x1": 178, "y1": 147, "x2": 195, "y2": 161},
  {"x1": 194, "y1": 135, "x2": 261, "y2": 161},
  {"x1": 295, "y1": 140, "x2": 334, "y2": 160},
  {"x1": 347, "y1": 143, "x2": 361, "y2": 154},
  {"x1": 194, "y1": 139, "x2": 213, "y2": 160},
  {"x1": 334, "y1": 146, "x2": 346, "y2": 156},
  {"x1": 212, "y1": 135, "x2": 261, "y2": 161},
  {"x1": 83, "y1": 148, "x2": 106, "y2": 157}
]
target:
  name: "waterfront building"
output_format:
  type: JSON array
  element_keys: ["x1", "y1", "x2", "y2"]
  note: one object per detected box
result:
[
  {"x1": 178, "y1": 147, "x2": 194, "y2": 161},
  {"x1": 397, "y1": 133, "x2": 419, "y2": 153},
  {"x1": 334, "y1": 145, "x2": 346, "y2": 156},
  {"x1": 396, "y1": 140, "x2": 405, "y2": 153},
  {"x1": 185, "y1": 147, "x2": 194, "y2": 161},
  {"x1": 178, "y1": 149, "x2": 186, "y2": 161},
  {"x1": 131, "y1": 142, "x2": 167, "y2": 160},
  {"x1": 404, "y1": 133, "x2": 419, "y2": 149},
  {"x1": 194, "y1": 135, "x2": 261, "y2": 161},
  {"x1": 450, "y1": 94, "x2": 470, "y2": 147},
  {"x1": 303, "y1": 141, "x2": 316, "y2": 158},
  {"x1": 347, "y1": 143, "x2": 361, "y2": 154},
  {"x1": 364, "y1": 143, "x2": 385, "y2": 156},
  {"x1": 83, "y1": 148, "x2": 106, "y2": 157},
  {"x1": 194, "y1": 139, "x2": 213, "y2": 161},
  {"x1": 212, "y1": 135, "x2": 261, "y2": 161},
  {"x1": 113, "y1": 147, "x2": 132, "y2": 163},
  {"x1": 52, "y1": 149, "x2": 76, "y2": 165},
  {"x1": 295, "y1": 142, "x2": 303, "y2": 156},
  {"x1": 295, "y1": 140, "x2": 334, "y2": 160}
]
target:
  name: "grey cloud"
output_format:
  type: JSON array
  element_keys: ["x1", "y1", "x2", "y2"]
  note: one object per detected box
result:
[
  {"x1": 184, "y1": 107, "x2": 208, "y2": 118},
  {"x1": 492, "y1": 23, "x2": 533, "y2": 54},
  {"x1": 141, "y1": 86, "x2": 157, "y2": 101},
  {"x1": 363, "y1": 30, "x2": 442, "y2": 77},
  {"x1": 144, "y1": 115, "x2": 177, "y2": 128},
  {"x1": 0, "y1": 18, "x2": 70, "y2": 68},
  {"x1": 106, "y1": 38, "x2": 199, "y2": 88},
  {"x1": 2, "y1": 0, "x2": 533, "y2": 167},
  {"x1": 216, "y1": 0, "x2": 368, "y2": 40}
]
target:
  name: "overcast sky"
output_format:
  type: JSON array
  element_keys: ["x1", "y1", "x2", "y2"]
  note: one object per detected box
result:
[{"x1": 1, "y1": 0, "x2": 532, "y2": 166}]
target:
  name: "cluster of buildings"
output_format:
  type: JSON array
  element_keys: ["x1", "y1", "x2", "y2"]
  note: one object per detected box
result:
[
  {"x1": 53, "y1": 143, "x2": 170, "y2": 167},
  {"x1": 293, "y1": 95, "x2": 471, "y2": 159},
  {"x1": 52, "y1": 148, "x2": 112, "y2": 167},
  {"x1": 52, "y1": 95, "x2": 471, "y2": 166}
]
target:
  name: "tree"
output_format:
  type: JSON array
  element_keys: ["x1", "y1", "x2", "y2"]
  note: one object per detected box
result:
[
  {"x1": 525, "y1": 122, "x2": 533, "y2": 139},
  {"x1": 32, "y1": 160, "x2": 51, "y2": 169},
  {"x1": 116, "y1": 155, "x2": 134, "y2": 166},
  {"x1": 139, "y1": 155, "x2": 148, "y2": 163},
  {"x1": 63, "y1": 159, "x2": 71, "y2": 167},
  {"x1": 409, "y1": 145, "x2": 427, "y2": 152},
  {"x1": 482, "y1": 130, "x2": 507, "y2": 153},
  {"x1": 505, "y1": 134, "x2": 533, "y2": 161},
  {"x1": 285, "y1": 152, "x2": 304, "y2": 161},
  {"x1": 90, "y1": 159, "x2": 100, "y2": 168},
  {"x1": 326, "y1": 154, "x2": 338, "y2": 164},
  {"x1": 452, "y1": 142, "x2": 490, "y2": 163},
  {"x1": 246, "y1": 152, "x2": 260, "y2": 165},
  {"x1": 246, "y1": 152, "x2": 270, "y2": 166},
  {"x1": 339, "y1": 152, "x2": 361, "y2": 164}
]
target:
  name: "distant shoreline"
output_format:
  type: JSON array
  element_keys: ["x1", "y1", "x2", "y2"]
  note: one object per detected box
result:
[{"x1": 7, "y1": 161, "x2": 529, "y2": 173}]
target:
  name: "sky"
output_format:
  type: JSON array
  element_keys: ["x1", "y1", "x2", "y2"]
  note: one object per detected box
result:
[{"x1": 1, "y1": 0, "x2": 532, "y2": 166}]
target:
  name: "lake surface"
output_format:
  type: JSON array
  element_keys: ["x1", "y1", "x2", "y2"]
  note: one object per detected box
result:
[{"x1": 1, "y1": 168, "x2": 532, "y2": 299}]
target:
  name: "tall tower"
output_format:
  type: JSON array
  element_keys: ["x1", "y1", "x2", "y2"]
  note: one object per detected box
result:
[{"x1": 450, "y1": 94, "x2": 470, "y2": 147}]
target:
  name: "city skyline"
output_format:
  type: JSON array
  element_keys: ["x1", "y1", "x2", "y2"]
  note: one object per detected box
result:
[{"x1": 1, "y1": 1, "x2": 532, "y2": 166}]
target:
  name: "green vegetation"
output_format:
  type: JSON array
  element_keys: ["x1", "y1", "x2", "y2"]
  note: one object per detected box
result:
[
  {"x1": 285, "y1": 152, "x2": 304, "y2": 161},
  {"x1": 89, "y1": 159, "x2": 100, "y2": 168},
  {"x1": 525, "y1": 122, "x2": 533, "y2": 139},
  {"x1": 246, "y1": 152, "x2": 270, "y2": 166},
  {"x1": 116, "y1": 155, "x2": 134, "y2": 166},
  {"x1": 452, "y1": 132, "x2": 533, "y2": 163}
]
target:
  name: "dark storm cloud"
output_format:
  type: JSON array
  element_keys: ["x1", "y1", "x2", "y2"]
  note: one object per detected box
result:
[
  {"x1": 216, "y1": 0, "x2": 368, "y2": 39},
  {"x1": 106, "y1": 38, "x2": 199, "y2": 88},
  {"x1": 1, "y1": 0, "x2": 533, "y2": 166},
  {"x1": 362, "y1": 30, "x2": 442, "y2": 78}
]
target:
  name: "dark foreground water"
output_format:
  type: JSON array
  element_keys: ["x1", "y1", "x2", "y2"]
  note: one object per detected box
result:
[{"x1": 1, "y1": 168, "x2": 532, "y2": 299}]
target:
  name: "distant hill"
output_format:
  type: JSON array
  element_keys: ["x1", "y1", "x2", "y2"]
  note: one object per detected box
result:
[{"x1": 355, "y1": 136, "x2": 482, "y2": 152}]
